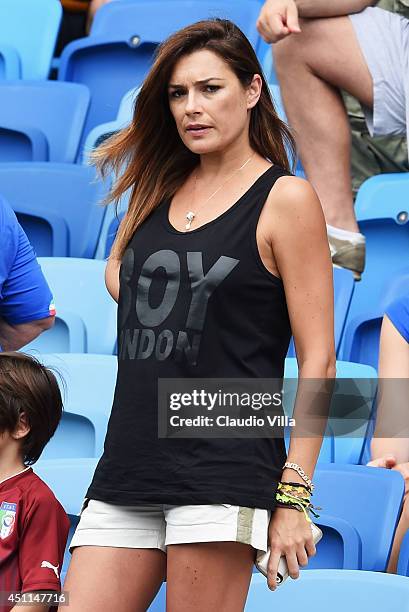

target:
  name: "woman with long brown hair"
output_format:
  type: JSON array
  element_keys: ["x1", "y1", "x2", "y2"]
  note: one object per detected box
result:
[{"x1": 61, "y1": 19, "x2": 335, "y2": 611}]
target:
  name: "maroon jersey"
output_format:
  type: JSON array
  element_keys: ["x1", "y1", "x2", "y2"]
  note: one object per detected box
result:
[{"x1": 0, "y1": 467, "x2": 70, "y2": 612}]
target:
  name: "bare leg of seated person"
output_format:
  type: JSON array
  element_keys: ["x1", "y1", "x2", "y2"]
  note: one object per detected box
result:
[{"x1": 273, "y1": 16, "x2": 373, "y2": 279}]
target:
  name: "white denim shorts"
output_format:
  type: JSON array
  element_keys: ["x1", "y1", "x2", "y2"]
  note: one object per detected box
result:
[
  {"x1": 69, "y1": 498, "x2": 271, "y2": 554},
  {"x1": 349, "y1": 7, "x2": 409, "y2": 149}
]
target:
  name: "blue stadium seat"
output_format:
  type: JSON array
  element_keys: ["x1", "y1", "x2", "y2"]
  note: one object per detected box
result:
[
  {"x1": 342, "y1": 267, "x2": 409, "y2": 369},
  {"x1": 59, "y1": 0, "x2": 262, "y2": 152},
  {"x1": 90, "y1": 0, "x2": 262, "y2": 48},
  {"x1": 310, "y1": 464, "x2": 404, "y2": 571},
  {"x1": 0, "y1": 45, "x2": 21, "y2": 80},
  {"x1": 0, "y1": 124, "x2": 49, "y2": 161},
  {"x1": 33, "y1": 457, "x2": 99, "y2": 585},
  {"x1": 340, "y1": 173, "x2": 409, "y2": 362},
  {"x1": 262, "y1": 45, "x2": 278, "y2": 84},
  {"x1": 0, "y1": 163, "x2": 107, "y2": 258},
  {"x1": 38, "y1": 354, "x2": 117, "y2": 459},
  {"x1": 0, "y1": 82, "x2": 90, "y2": 163},
  {"x1": 0, "y1": 0, "x2": 62, "y2": 80},
  {"x1": 245, "y1": 570, "x2": 409, "y2": 612},
  {"x1": 23, "y1": 258, "x2": 117, "y2": 355},
  {"x1": 287, "y1": 267, "x2": 355, "y2": 358},
  {"x1": 284, "y1": 359, "x2": 377, "y2": 465},
  {"x1": 82, "y1": 86, "x2": 140, "y2": 163},
  {"x1": 269, "y1": 84, "x2": 286, "y2": 121},
  {"x1": 398, "y1": 529, "x2": 409, "y2": 577}
]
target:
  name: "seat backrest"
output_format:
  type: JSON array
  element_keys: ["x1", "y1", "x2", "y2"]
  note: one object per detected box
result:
[
  {"x1": 245, "y1": 570, "x2": 409, "y2": 612},
  {"x1": 82, "y1": 86, "x2": 140, "y2": 163},
  {"x1": 0, "y1": 0, "x2": 62, "y2": 79},
  {"x1": 91, "y1": 0, "x2": 262, "y2": 51},
  {"x1": 32, "y1": 259, "x2": 117, "y2": 354},
  {"x1": 59, "y1": 40, "x2": 155, "y2": 152},
  {"x1": 0, "y1": 82, "x2": 90, "y2": 162},
  {"x1": 341, "y1": 173, "x2": 409, "y2": 355},
  {"x1": 40, "y1": 353, "x2": 117, "y2": 457},
  {"x1": 34, "y1": 458, "x2": 98, "y2": 516},
  {"x1": 313, "y1": 464, "x2": 404, "y2": 571},
  {"x1": 0, "y1": 126, "x2": 47, "y2": 162},
  {"x1": 341, "y1": 266, "x2": 409, "y2": 367},
  {"x1": 0, "y1": 163, "x2": 106, "y2": 258},
  {"x1": 0, "y1": 44, "x2": 21, "y2": 80}
]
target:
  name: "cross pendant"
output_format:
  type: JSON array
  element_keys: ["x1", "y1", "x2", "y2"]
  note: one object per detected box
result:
[{"x1": 185, "y1": 211, "x2": 195, "y2": 230}]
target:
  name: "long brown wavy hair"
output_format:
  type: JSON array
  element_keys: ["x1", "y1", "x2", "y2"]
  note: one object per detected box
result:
[{"x1": 93, "y1": 18, "x2": 296, "y2": 260}]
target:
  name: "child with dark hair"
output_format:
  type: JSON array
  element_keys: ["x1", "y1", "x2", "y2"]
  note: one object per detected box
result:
[{"x1": 0, "y1": 352, "x2": 70, "y2": 612}]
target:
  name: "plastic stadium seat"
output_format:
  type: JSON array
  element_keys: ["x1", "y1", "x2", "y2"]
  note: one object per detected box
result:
[
  {"x1": 90, "y1": 0, "x2": 262, "y2": 48},
  {"x1": 398, "y1": 529, "x2": 409, "y2": 577},
  {"x1": 38, "y1": 354, "x2": 117, "y2": 459},
  {"x1": 287, "y1": 267, "x2": 355, "y2": 358},
  {"x1": 284, "y1": 359, "x2": 377, "y2": 465},
  {"x1": 59, "y1": 0, "x2": 262, "y2": 151},
  {"x1": 0, "y1": 163, "x2": 107, "y2": 258},
  {"x1": 269, "y1": 84, "x2": 286, "y2": 122},
  {"x1": 342, "y1": 267, "x2": 409, "y2": 369},
  {"x1": 310, "y1": 464, "x2": 404, "y2": 571},
  {"x1": 0, "y1": 45, "x2": 21, "y2": 80},
  {"x1": 0, "y1": 0, "x2": 62, "y2": 80},
  {"x1": 245, "y1": 570, "x2": 409, "y2": 611},
  {"x1": 0, "y1": 82, "x2": 90, "y2": 163},
  {"x1": 82, "y1": 86, "x2": 140, "y2": 163},
  {"x1": 269, "y1": 84, "x2": 304, "y2": 178},
  {"x1": 0, "y1": 125, "x2": 49, "y2": 161},
  {"x1": 33, "y1": 458, "x2": 99, "y2": 584},
  {"x1": 23, "y1": 259, "x2": 117, "y2": 355},
  {"x1": 340, "y1": 173, "x2": 409, "y2": 361}
]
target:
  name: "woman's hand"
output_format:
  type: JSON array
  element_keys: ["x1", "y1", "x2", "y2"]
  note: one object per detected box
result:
[
  {"x1": 266, "y1": 507, "x2": 316, "y2": 590},
  {"x1": 367, "y1": 455, "x2": 397, "y2": 469}
]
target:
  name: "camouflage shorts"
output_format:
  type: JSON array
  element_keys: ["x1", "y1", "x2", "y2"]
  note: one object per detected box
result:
[{"x1": 347, "y1": 0, "x2": 409, "y2": 198}]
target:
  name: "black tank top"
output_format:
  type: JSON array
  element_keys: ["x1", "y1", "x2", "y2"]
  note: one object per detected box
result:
[{"x1": 86, "y1": 164, "x2": 292, "y2": 510}]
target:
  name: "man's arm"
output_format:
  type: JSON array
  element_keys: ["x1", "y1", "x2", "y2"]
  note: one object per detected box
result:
[
  {"x1": 0, "y1": 199, "x2": 55, "y2": 352},
  {"x1": 257, "y1": 0, "x2": 377, "y2": 43},
  {"x1": 0, "y1": 316, "x2": 54, "y2": 352},
  {"x1": 295, "y1": 0, "x2": 376, "y2": 18}
]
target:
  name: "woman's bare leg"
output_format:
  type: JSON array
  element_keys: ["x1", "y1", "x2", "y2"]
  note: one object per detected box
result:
[
  {"x1": 387, "y1": 497, "x2": 409, "y2": 573},
  {"x1": 166, "y1": 542, "x2": 255, "y2": 612},
  {"x1": 60, "y1": 546, "x2": 166, "y2": 612},
  {"x1": 273, "y1": 16, "x2": 373, "y2": 231}
]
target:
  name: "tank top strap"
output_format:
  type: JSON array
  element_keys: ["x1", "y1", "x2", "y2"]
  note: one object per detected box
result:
[{"x1": 231, "y1": 164, "x2": 292, "y2": 231}]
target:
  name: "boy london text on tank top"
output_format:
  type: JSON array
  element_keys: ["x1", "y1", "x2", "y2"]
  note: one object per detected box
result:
[{"x1": 86, "y1": 164, "x2": 292, "y2": 510}]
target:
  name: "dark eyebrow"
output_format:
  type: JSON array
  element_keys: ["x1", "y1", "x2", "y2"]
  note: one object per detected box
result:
[{"x1": 168, "y1": 77, "x2": 225, "y2": 88}]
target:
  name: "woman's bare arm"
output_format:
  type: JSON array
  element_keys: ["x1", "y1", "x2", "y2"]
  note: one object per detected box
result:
[
  {"x1": 105, "y1": 256, "x2": 120, "y2": 303},
  {"x1": 267, "y1": 176, "x2": 336, "y2": 483},
  {"x1": 263, "y1": 176, "x2": 335, "y2": 589},
  {"x1": 370, "y1": 315, "x2": 409, "y2": 464}
]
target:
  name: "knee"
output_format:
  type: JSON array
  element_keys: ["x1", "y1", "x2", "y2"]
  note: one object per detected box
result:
[{"x1": 272, "y1": 18, "x2": 329, "y2": 72}]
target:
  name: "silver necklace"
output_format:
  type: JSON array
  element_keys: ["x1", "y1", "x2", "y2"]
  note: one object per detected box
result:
[{"x1": 185, "y1": 153, "x2": 255, "y2": 230}]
